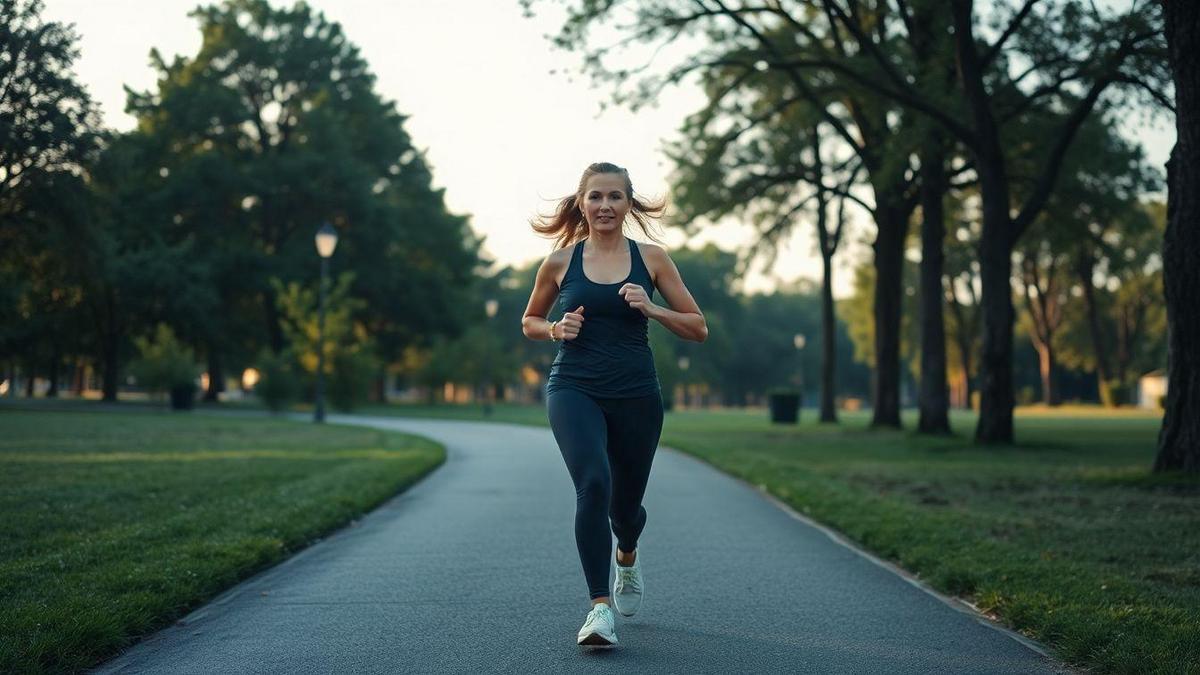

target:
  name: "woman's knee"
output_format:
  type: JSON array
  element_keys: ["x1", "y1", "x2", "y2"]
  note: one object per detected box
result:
[{"x1": 575, "y1": 471, "x2": 611, "y2": 507}]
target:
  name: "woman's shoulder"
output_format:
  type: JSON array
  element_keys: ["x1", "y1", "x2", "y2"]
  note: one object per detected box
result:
[
  {"x1": 631, "y1": 240, "x2": 670, "y2": 284},
  {"x1": 538, "y1": 242, "x2": 577, "y2": 285},
  {"x1": 634, "y1": 240, "x2": 667, "y2": 256},
  {"x1": 545, "y1": 242, "x2": 576, "y2": 267},
  {"x1": 633, "y1": 239, "x2": 670, "y2": 266}
]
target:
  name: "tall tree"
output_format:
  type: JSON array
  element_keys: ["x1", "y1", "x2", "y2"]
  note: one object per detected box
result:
[
  {"x1": 670, "y1": 98, "x2": 854, "y2": 422},
  {"x1": 1059, "y1": 204, "x2": 1165, "y2": 406},
  {"x1": 907, "y1": 0, "x2": 962, "y2": 434},
  {"x1": 1030, "y1": 115, "x2": 1160, "y2": 405},
  {"x1": 0, "y1": 0, "x2": 99, "y2": 219},
  {"x1": 1016, "y1": 232, "x2": 1070, "y2": 405},
  {"x1": 84, "y1": 133, "x2": 218, "y2": 400},
  {"x1": 524, "y1": 0, "x2": 920, "y2": 427},
  {"x1": 818, "y1": 0, "x2": 1165, "y2": 441},
  {"x1": 126, "y1": 0, "x2": 479, "y2": 395},
  {"x1": 1154, "y1": 0, "x2": 1199, "y2": 472},
  {"x1": 0, "y1": 0, "x2": 100, "y2": 390}
]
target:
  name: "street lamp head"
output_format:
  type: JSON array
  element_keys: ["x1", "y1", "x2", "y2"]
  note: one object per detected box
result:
[
  {"x1": 315, "y1": 222, "x2": 339, "y2": 258},
  {"x1": 485, "y1": 299, "x2": 499, "y2": 318},
  {"x1": 794, "y1": 333, "x2": 806, "y2": 350}
]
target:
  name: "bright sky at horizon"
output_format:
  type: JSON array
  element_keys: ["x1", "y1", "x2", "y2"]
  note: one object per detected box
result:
[{"x1": 43, "y1": 0, "x2": 1175, "y2": 299}]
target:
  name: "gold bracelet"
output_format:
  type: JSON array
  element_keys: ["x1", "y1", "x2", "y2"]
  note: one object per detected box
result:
[{"x1": 548, "y1": 320, "x2": 559, "y2": 342}]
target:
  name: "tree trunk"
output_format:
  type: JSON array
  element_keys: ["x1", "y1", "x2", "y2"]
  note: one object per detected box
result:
[
  {"x1": 946, "y1": 278, "x2": 975, "y2": 409},
  {"x1": 263, "y1": 288, "x2": 285, "y2": 354},
  {"x1": 1021, "y1": 256, "x2": 1062, "y2": 407},
  {"x1": 871, "y1": 203, "x2": 908, "y2": 428},
  {"x1": 72, "y1": 358, "x2": 85, "y2": 396},
  {"x1": 820, "y1": 252, "x2": 838, "y2": 423},
  {"x1": 46, "y1": 342, "x2": 59, "y2": 397},
  {"x1": 918, "y1": 139, "x2": 951, "y2": 433},
  {"x1": 1155, "y1": 0, "x2": 1200, "y2": 473},
  {"x1": 976, "y1": 215, "x2": 1016, "y2": 443},
  {"x1": 1035, "y1": 341, "x2": 1058, "y2": 406},
  {"x1": 101, "y1": 289, "x2": 119, "y2": 402},
  {"x1": 952, "y1": 0, "x2": 1016, "y2": 443},
  {"x1": 1076, "y1": 247, "x2": 1115, "y2": 405},
  {"x1": 204, "y1": 347, "x2": 224, "y2": 402},
  {"x1": 374, "y1": 370, "x2": 387, "y2": 403},
  {"x1": 812, "y1": 150, "x2": 840, "y2": 425}
]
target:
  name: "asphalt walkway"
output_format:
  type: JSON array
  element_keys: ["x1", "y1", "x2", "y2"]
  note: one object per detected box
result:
[{"x1": 94, "y1": 415, "x2": 1067, "y2": 674}]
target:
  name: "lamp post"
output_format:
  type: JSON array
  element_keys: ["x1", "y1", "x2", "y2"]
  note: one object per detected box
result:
[
  {"x1": 314, "y1": 222, "x2": 338, "y2": 423},
  {"x1": 677, "y1": 355, "x2": 690, "y2": 409},
  {"x1": 793, "y1": 333, "x2": 806, "y2": 392},
  {"x1": 483, "y1": 298, "x2": 499, "y2": 416}
]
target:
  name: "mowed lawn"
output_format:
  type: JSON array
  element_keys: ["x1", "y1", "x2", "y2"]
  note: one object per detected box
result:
[
  {"x1": 0, "y1": 409, "x2": 445, "y2": 675},
  {"x1": 371, "y1": 401, "x2": 1199, "y2": 674}
]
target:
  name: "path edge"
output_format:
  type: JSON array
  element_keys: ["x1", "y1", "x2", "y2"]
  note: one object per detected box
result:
[{"x1": 659, "y1": 443, "x2": 1078, "y2": 674}]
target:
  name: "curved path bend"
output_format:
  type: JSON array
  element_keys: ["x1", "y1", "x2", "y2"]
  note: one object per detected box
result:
[{"x1": 95, "y1": 415, "x2": 1068, "y2": 674}]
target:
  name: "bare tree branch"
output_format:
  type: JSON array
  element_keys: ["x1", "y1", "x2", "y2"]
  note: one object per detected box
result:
[{"x1": 980, "y1": 0, "x2": 1043, "y2": 67}]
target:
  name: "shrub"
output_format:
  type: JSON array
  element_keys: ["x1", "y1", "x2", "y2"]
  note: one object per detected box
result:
[
  {"x1": 256, "y1": 349, "x2": 301, "y2": 412},
  {"x1": 128, "y1": 324, "x2": 201, "y2": 403},
  {"x1": 329, "y1": 350, "x2": 379, "y2": 412},
  {"x1": 1099, "y1": 379, "x2": 1137, "y2": 407}
]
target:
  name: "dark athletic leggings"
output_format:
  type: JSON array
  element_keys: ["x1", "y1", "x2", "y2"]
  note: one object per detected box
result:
[{"x1": 546, "y1": 388, "x2": 664, "y2": 600}]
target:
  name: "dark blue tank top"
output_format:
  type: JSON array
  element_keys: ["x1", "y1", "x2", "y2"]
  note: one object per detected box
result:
[{"x1": 546, "y1": 236, "x2": 661, "y2": 399}]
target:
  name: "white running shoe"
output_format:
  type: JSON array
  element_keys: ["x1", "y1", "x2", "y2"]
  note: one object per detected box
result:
[
  {"x1": 612, "y1": 548, "x2": 643, "y2": 617},
  {"x1": 576, "y1": 602, "x2": 618, "y2": 647}
]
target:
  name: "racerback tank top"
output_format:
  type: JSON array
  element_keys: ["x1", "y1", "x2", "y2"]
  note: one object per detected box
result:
[{"x1": 545, "y1": 236, "x2": 661, "y2": 399}]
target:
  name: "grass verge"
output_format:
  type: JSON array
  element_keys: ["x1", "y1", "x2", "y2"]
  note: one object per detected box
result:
[
  {"x1": 4, "y1": 399, "x2": 1196, "y2": 673},
  {"x1": 0, "y1": 409, "x2": 445, "y2": 674},
  {"x1": 656, "y1": 409, "x2": 1199, "y2": 674},
  {"x1": 320, "y1": 401, "x2": 1199, "y2": 674}
]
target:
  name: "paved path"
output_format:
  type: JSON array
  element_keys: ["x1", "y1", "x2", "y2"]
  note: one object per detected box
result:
[{"x1": 95, "y1": 416, "x2": 1068, "y2": 674}]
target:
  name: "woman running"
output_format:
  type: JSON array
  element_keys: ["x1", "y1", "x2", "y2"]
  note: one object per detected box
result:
[{"x1": 521, "y1": 162, "x2": 708, "y2": 647}]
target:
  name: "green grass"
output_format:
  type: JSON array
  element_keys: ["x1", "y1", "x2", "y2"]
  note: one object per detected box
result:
[
  {"x1": 335, "y1": 401, "x2": 1200, "y2": 674},
  {"x1": 657, "y1": 409, "x2": 1199, "y2": 675},
  {"x1": 3, "y1": 399, "x2": 1196, "y2": 673},
  {"x1": 0, "y1": 409, "x2": 445, "y2": 675}
]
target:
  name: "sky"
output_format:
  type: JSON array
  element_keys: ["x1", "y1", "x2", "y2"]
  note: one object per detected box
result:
[{"x1": 42, "y1": 0, "x2": 1175, "y2": 299}]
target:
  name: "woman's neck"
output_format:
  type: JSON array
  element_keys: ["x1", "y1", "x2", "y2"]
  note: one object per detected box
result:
[{"x1": 586, "y1": 229, "x2": 625, "y2": 253}]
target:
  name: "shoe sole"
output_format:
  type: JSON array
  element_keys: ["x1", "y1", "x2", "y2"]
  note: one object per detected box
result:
[{"x1": 577, "y1": 631, "x2": 617, "y2": 647}]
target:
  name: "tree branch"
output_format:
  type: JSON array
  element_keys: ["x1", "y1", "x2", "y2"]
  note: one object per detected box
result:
[
  {"x1": 700, "y1": 0, "x2": 869, "y2": 161},
  {"x1": 980, "y1": 0, "x2": 1043, "y2": 67}
]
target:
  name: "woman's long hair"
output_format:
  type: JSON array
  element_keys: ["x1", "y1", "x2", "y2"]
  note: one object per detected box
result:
[{"x1": 531, "y1": 162, "x2": 666, "y2": 250}]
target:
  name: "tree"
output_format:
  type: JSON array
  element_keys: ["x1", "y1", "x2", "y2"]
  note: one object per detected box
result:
[
  {"x1": 841, "y1": 255, "x2": 920, "y2": 401},
  {"x1": 1058, "y1": 205, "x2": 1165, "y2": 406},
  {"x1": 1030, "y1": 116, "x2": 1161, "y2": 406},
  {"x1": 524, "y1": 0, "x2": 924, "y2": 427},
  {"x1": 0, "y1": 0, "x2": 101, "y2": 393},
  {"x1": 125, "y1": 0, "x2": 480, "y2": 397},
  {"x1": 670, "y1": 102, "x2": 854, "y2": 421},
  {"x1": 1154, "y1": 0, "x2": 1199, "y2": 472},
  {"x1": 1016, "y1": 231, "x2": 1070, "y2": 405},
  {"x1": 0, "y1": 0, "x2": 99, "y2": 219},
  {"x1": 0, "y1": 170, "x2": 93, "y2": 395},
  {"x1": 839, "y1": 0, "x2": 1165, "y2": 442}
]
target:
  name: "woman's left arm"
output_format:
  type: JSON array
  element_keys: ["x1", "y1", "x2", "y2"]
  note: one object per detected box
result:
[{"x1": 618, "y1": 245, "x2": 708, "y2": 342}]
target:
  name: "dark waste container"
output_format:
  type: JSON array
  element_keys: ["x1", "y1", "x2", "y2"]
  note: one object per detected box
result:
[
  {"x1": 170, "y1": 383, "x2": 197, "y2": 411},
  {"x1": 768, "y1": 391, "x2": 801, "y2": 424}
]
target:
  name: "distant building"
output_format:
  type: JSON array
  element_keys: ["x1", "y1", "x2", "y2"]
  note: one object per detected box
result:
[{"x1": 1137, "y1": 370, "x2": 1167, "y2": 409}]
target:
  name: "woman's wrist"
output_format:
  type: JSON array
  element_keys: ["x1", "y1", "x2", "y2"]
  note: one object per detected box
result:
[{"x1": 548, "y1": 319, "x2": 559, "y2": 341}]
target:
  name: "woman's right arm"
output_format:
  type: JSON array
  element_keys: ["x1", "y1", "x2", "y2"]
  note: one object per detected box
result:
[{"x1": 521, "y1": 253, "x2": 564, "y2": 341}]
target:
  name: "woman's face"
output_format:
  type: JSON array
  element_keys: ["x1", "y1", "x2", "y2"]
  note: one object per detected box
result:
[{"x1": 580, "y1": 173, "x2": 630, "y2": 233}]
